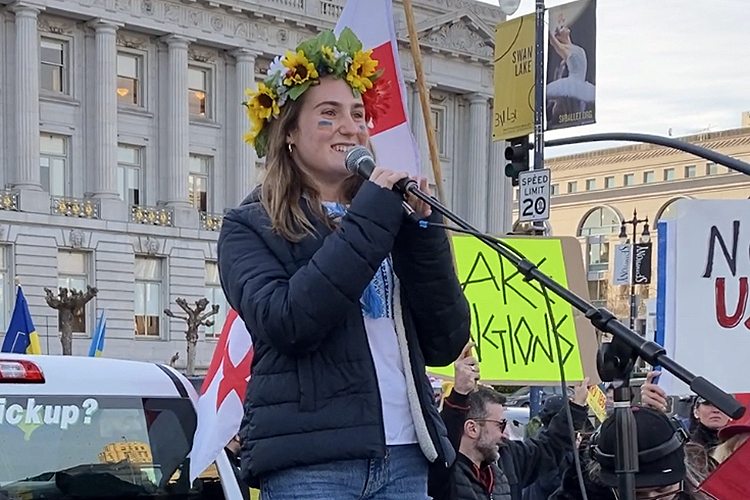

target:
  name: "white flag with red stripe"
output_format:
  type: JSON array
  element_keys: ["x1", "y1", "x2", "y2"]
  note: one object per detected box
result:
[
  {"x1": 335, "y1": 0, "x2": 421, "y2": 177},
  {"x1": 189, "y1": 309, "x2": 253, "y2": 482}
]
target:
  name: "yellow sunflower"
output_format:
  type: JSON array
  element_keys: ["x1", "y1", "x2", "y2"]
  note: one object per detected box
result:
[
  {"x1": 243, "y1": 83, "x2": 279, "y2": 143},
  {"x1": 346, "y1": 50, "x2": 379, "y2": 94},
  {"x1": 282, "y1": 50, "x2": 319, "y2": 87}
]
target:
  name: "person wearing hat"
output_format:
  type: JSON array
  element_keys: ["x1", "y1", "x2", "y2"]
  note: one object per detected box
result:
[
  {"x1": 551, "y1": 406, "x2": 693, "y2": 500},
  {"x1": 640, "y1": 371, "x2": 729, "y2": 449}
]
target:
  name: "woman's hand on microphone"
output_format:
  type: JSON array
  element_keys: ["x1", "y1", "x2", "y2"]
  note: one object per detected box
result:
[
  {"x1": 368, "y1": 168, "x2": 432, "y2": 217},
  {"x1": 405, "y1": 177, "x2": 432, "y2": 217},
  {"x1": 369, "y1": 167, "x2": 410, "y2": 190}
]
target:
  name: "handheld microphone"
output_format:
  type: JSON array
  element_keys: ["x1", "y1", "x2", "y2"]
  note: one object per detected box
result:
[
  {"x1": 344, "y1": 146, "x2": 424, "y2": 223},
  {"x1": 345, "y1": 146, "x2": 419, "y2": 194}
]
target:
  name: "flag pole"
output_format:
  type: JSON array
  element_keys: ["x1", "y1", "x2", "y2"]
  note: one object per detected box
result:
[
  {"x1": 401, "y1": 0, "x2": 461, "y2": 274},
  {"x1": 401, "y1": 0, "x2": 446, "y2": 204}
]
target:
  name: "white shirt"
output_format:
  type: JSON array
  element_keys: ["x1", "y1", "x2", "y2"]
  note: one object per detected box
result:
[{"x1": 364, "y1": 315, "x2": 418, "y2": 445}]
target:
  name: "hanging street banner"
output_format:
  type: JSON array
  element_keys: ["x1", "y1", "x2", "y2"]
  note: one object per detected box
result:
[
  {"x1": 545, "y1": 0, "x2": 597, "y2": 130},
  {"x1": 428, "y1": 236, "x2": 599, "y2": 385},
  {"x1": 492, "y1": 13, "x2": 535, "y2": 141},
  {"x1": 612, "y1": 242, "x2": 653, "y2": 286},
  {"x1": 612, "y1": 244, "x2": 631, "y2": 286}
]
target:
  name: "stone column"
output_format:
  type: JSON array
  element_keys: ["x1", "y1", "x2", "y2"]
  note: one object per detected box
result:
[
  {"x1": 231, "y1": 48, "x2": 261, "y2": 207},
  {"x1": 10, "y1": 2, "x2": 48, "y2": 213},
  {"x1": 89, "y1": 19, "x2": 125, "y2": 220},
  {"x1": 487, "y1": 137, "x2": 514, "y2": 235},
  {"x1": 162, "y1": 35, "x2": 196, "y2": 227},
  {"x1": 411, "y1": 82, "x2": 433, "y2": 180},
  {"x1": 466, "y1": 93, "x2": 490, "y2": 231}
]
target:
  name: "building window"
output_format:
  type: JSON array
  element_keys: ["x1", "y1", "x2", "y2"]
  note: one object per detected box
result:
[
  {"x1": 684, "y1": 165, "x2": 696, "y2": 178},
  {"x1": 585, "y1": 179, "x2": 596, "y2": 191},
  {"x1": 623, "y1": 174, "x2": 635, "y2": 186},
  {"x1": 588, "y1": 279, "x2": 608, "y2": 308},
  {"x1": 117, "y1": 52, "x2": 142, "y2": 106},
  {"x1": 579, "y1": 207, "x2": 621, "y2": 273},
  {"x1": 189, "y1": 155, "x2": 210, "y2": 212},
  {"x1": 40, "y1": 38, "x2": 68, "y2": 93},
  {"x1": 604, "y1": 176, "x2": 615, "y2": 189},
  {"x1": 188, "y1": 66, "x2": 209, "y2": 117},
  {"x1": 117, "y1": 145, "x2": 142, "y2": 206},
  {"x1": 58, "y1": 250, "x2": 89, "y2": 334},
  {"x1": 643, "y1": 171, "x2": 655, "y2": 184},
  {"x1": 204, "y1": 262, "x2": 226, "y2": 338},
  {"x1": 134, "y1": 256, "x2": 162, "y2": 337},
  {"x1": 706, "y1": 162, "x2": 718, "y2": 175},
  {"x1": 430, "y1": 107, "x2": 446, "y2": 156},
  {"x1": 40, "y1": 133, "x2": 68, "y2": 196},
  {"x1": 664, "y1": 168, "x2": 675, "y2": 181},
  {"x1": 0, "y1": 248, "x2": 8, "y2": 333},
  {"x1": 567, "y1": 181, "x2": 578, "y2": 194},
  {"x1": 550, "y1": 184, "x2": 559, "y2": 196}
]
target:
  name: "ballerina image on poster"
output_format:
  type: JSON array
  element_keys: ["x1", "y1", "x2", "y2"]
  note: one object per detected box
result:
[{"x1": 546, "y1": 13, "x2": 595, "y2": 125}]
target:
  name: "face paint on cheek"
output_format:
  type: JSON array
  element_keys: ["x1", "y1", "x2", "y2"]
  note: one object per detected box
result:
[
  {"x1": 358, "y1": 125, "x2": 367, "y2": 132},
  {"x1": 317, "y1": 120, "x2": 333, "y2": 129}
]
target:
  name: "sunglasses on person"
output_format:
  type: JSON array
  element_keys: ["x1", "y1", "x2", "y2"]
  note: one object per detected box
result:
[{"x1": 474, "y1": 419, "x2": 508, "y2": 432}]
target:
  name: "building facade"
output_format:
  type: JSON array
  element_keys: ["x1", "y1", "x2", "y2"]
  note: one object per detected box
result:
[
  {"x1": 535, "y1": 122, "x2": 750, "y2": 330},
  {"x1": 0, "y1": 0, "x2": 513, "y2": 369}
]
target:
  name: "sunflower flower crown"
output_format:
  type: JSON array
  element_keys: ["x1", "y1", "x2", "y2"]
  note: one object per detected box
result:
[{"x1": 243, "y1": 28, "x2": 390, "y2": 158}]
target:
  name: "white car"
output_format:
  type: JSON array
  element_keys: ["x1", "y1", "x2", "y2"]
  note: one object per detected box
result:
[
  {"x1": 503, "y1": 406, "x2": 531, "y2": 441},
  {"x1": 0, "y1": 354, "x2": 245, "y2": 500}
]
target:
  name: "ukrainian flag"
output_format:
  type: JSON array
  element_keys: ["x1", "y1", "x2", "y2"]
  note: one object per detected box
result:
[
  {"x1": 88, "y1": 310, "x2": 106, "y2": 357},
  {"x1": 1, "y1": 286, "x2": 41, "y2": 354}
]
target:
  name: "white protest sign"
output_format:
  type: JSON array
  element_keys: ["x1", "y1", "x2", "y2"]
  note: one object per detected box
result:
[{"x1": 657, "y1": 200, "x2": 750, "y2": 395}]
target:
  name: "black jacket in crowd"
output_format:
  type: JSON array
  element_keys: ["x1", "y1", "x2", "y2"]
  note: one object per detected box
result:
[
  {"x1": 217, "y1": 182, "x2": 470, "y2": 487},
  {"x1": 431, "y1": 390, "x2": 589, "y2": 500}
]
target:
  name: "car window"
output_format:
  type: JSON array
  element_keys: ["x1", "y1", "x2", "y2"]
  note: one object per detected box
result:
[
  {"x1": 0, "y1": 395, "x2": 216, "y2": 500},
  {"x1": 510, "y1": 387, "x2": 530, "y2": 397}
]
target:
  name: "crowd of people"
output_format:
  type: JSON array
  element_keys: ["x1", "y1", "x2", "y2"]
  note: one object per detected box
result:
[{"x1": 217, "y1": 27, "x2": 748, "y2": 500}]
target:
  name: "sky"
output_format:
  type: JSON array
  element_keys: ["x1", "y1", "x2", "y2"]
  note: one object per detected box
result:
[{"x1": 478, "y1": 0, "x2": 750, "y2": 157}]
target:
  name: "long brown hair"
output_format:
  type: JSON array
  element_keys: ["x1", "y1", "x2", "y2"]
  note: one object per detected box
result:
[{"x1": 259, "y1": 85, "x2": 363, "y2": 242}]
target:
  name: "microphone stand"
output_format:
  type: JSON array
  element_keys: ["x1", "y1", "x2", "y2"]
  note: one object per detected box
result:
[{"x1": 404, "y1": 186, "x2": 746, "y2": 500}]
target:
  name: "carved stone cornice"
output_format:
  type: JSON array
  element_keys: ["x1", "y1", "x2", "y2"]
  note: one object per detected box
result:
[
  {"x1": 419, "y1": 21, "x2": 493, "y2": 59},
  {"x1": 38, "y1": 16, "x2": 75, "y2": 35}
]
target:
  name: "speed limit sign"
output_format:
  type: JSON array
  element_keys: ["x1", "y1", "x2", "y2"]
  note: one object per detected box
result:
[{"x1": 518, "y1": 169, "x2": 551, "y2": 222}]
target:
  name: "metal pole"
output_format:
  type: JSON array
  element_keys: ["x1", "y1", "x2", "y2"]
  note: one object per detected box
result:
[
  {"x1": 528, "y1": 0, "x2": 546, "y2": 416},
  {"x1": 533, "y1": 0, "x2": 545, "y2": 172},
  {"x1": 629, "y1": 214, "x2": 637, "y2": 331},
  {"x1": 544, "y1": 132, "x2": 750, "y2": 176}
]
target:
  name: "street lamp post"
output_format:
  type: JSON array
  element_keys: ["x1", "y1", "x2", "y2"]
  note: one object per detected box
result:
[{"x1": 619, "y1": 209, "x2": 650, "y2": 332}]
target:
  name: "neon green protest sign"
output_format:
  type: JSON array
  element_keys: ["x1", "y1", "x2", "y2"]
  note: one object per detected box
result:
[{"x1": 429, "y1": 236, "x2": 598, "y2": 385}]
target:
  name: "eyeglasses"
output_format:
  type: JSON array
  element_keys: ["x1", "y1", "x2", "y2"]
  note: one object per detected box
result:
[{"x1": 474, "y1": 419, "x2": 508, "y2": 432}]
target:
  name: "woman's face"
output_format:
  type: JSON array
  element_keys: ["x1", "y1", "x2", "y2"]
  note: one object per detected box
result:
[
  {"x1": 287, "y1": 77, "x2": 368, "y2": 185},
  {"x1": 694, "y1": 402, "x2": 730, "y2": 430}
]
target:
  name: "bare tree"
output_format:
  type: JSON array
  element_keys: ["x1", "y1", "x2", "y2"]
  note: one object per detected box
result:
[
  {"x1": 44, "y1": 286, "x2": 99, "y2": 355},
  {"x1": 164, "y1": 298, "x2": 219, "y2": 376}
]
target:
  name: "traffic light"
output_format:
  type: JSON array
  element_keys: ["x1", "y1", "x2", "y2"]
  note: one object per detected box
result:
[{"x1": 504, "y1": 136, "x2": 531, "y2": 186}]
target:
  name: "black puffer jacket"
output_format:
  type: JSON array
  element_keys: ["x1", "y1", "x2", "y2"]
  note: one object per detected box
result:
[{"x1": 218, "y1": 181, "x2": 470, "y2": 486}]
